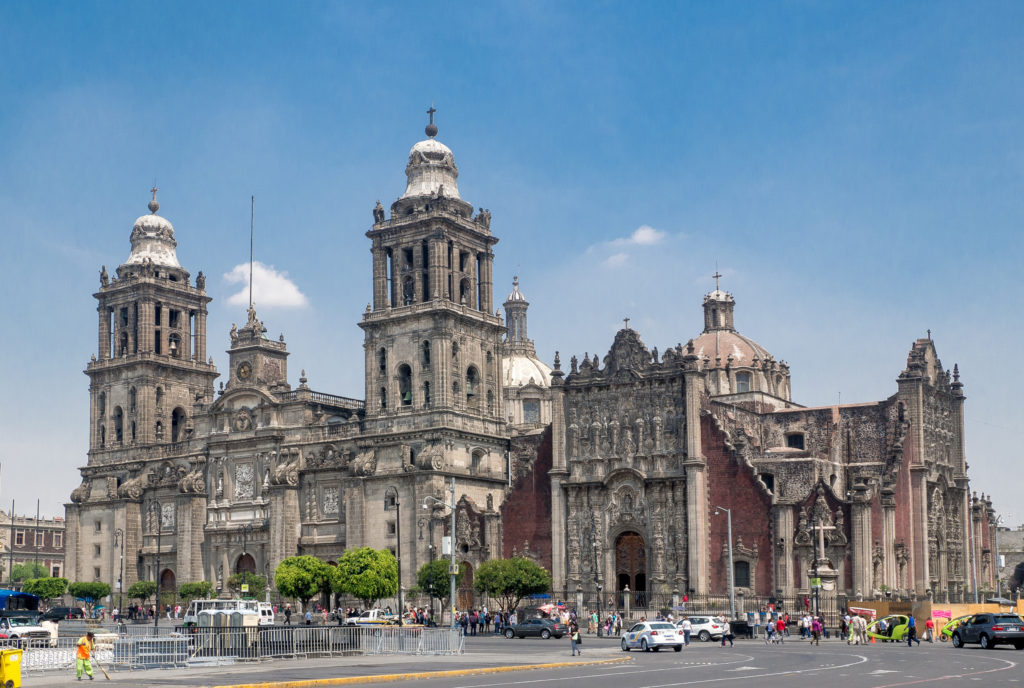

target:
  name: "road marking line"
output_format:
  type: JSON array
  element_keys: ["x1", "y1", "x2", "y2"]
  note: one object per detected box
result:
[
  {"x1": 869, "y1": 655, "x2": 1017, "y2": 688},
  {"x1": 202, "y1": 657, "x2": 633, "y2": 688}
]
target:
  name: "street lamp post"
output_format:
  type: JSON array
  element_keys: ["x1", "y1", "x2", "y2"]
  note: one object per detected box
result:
[
  {"x1": 385, "y1": 487, "x2": 403, "y2": 625},
  {"x1": 153, "y1": 501, "x2": 162, "y2": 630},
  {"x1": 113, "y1": 528, "x2": 125, "y2": 622},
  {"x1": 589, "y1": 524, "x2": 603, "y2": 637},
  {"x1": 423, "y1": 477, "x2": 457, "y2": 630},
  {"x1": 715, "y1": 506, "x2": 736, "y2": 621},
  {"x1": 419, "y1": 517, "x2": 435, "y2": 624}
]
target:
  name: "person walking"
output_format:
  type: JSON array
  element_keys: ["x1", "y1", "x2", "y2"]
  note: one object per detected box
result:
[
  {"x1": 776, "y1": 617, "x2": 786, "y2": 644},
  {"x1": 570, "y1": 622, "x2": 582, "y2": 656},
  {"x1": 810, "y1": 616, "x2": 822, "y2": 646},
  {"x1": 75, "y1": 631, "x2": 95, "y2": 681},
  {"x1": 680, "y1": 617, "x2": 692, "y2": 646},
  {"x1": 720, "y1": 619, "x2": 734, "y2": 647},
  {"x1": 924, "y1": 617, "x2": 935, "y2": 643},
  {"x1": 906, "y1": 614, "x2": 920, "y2": 647}
]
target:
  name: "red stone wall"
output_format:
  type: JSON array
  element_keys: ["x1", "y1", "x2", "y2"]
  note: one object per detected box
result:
[
  {"x1": 703, "y1": 416, "x2": 774, "y2": 595},
  {"x1": 501, "y1": 427, "x2": 553, "y2": 572}
]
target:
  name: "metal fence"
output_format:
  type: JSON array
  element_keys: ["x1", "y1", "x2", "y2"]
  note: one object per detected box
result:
[{"x1": 11, "y1": 626, "x2": 464, "y2": 674}]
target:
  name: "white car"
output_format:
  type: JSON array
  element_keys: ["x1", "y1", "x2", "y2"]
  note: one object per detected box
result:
[
  {"x1": 621, "y1": 621, "x2": 683, "y2": 652},
  {"x1": 678, "y1": 616, "x2": 725, "y2": 641}
]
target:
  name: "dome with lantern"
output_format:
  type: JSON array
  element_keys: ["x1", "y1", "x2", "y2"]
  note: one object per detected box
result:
[{"x1": 124, "y1": 188, "x2": 181, "y2": 269}]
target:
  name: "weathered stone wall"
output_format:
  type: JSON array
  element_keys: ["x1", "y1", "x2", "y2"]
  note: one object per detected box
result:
[{"x1": 501, "y1": 427, "x2": 552, "y2": 571}]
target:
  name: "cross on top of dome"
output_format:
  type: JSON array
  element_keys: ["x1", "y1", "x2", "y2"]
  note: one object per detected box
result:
[
  {"x1": 148, "y1": 185, "x2": 160, "y2": 214},
  {"x1": 425, "y1": 105, "x2": 438, "y2": 138}
]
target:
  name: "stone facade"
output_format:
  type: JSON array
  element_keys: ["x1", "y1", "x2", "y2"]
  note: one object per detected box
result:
[
  {"x1": 65, "y1": 122, "x2": 996, "y2": 607},
  {"x1": 550, "y1": 288, "x2": 997, "y2": 603}
]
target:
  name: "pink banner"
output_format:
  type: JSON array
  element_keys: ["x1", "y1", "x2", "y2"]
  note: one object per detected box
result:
[
  {"x1": 933, "y1": 609, "x2": 952, "y2": 619},
  {"x1": 848, "y1": 606, "x2": 877, "y2": 620}
]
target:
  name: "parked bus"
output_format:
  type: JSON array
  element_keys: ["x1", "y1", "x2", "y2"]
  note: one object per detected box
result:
[
  {"x1": 0, "y1": 590, "x2": 40, "y2": 618},
  {"x1": 184, "y1": 599, "x2": 274, "y2": 626}
]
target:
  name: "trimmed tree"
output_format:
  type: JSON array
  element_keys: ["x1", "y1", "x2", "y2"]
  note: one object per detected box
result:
[
  {"x1": 68, "y1": 581, "x2": 113, "y2": 613},
  {"x1": 23, "y1": 577, "x2": 68, "y2": 601},
  {"x1": 416, "y1": 559, "x2": 463, "y2": 609},
  {"x1": 227, "y1": 572, "x2": 267, "y2": 599},
  {"x1": 11, "y1": 562, "x2": 48, "y2": 582},
  {"x1": 177, "y1": 581, "x2": 215, "y2": 605},
  {"x1": 274, "y1": 556, "x2": 335, "y2": 608},
  {"x1": 335, "y1": 547, "x2": 398, "y2": 609},
  {"x1": 473, "y1": 557, "x2": 551, "y2": 612},
  {"x1": 127, "y1": 580, "x2": 158, "y2": 604}
]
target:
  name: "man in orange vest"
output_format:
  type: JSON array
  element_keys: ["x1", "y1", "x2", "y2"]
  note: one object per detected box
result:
[{"x1": 76, "y1": 630, "x2": 95, "y2": 680}]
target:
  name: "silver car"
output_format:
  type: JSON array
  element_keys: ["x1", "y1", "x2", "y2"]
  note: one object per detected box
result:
[{"x1": 621, "y1": 621, "x2": 683, "y2": 652}]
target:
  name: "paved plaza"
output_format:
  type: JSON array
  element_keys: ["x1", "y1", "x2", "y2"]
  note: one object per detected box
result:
[{"x1": 20, "y1": 634, "x2": 1023, "y2": 688}]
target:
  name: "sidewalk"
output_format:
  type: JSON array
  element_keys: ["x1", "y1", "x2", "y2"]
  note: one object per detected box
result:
[{"x1": 22, "y1": 645, "x2": 626, "y2": 688}]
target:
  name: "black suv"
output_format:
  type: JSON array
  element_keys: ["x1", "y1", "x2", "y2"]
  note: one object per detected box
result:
[
  {"x1": 503, "y1": 617, "x2": 566, "y2": 639},
  {"x1": 40, "y1": 607, "x2": 84, "y2": 622},
  {"x1": 950, "y1": 613, "x2": 1024, "y2": 650}
]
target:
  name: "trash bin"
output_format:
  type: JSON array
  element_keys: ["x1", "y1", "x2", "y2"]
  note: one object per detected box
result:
[{"x1": 0, "y1": 647, "x2": 22, "y2": 688}]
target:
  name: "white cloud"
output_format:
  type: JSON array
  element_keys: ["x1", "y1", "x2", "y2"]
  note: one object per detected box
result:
[
  {"x1": 603, "y1": 252, "x2": 629, "y2": 268},
  {"x1": 609, "y1": 224, "x2": 667, "y2": 247},
  {"x1": 224, "y1": 261, "x2": 309, "y2": 308}
]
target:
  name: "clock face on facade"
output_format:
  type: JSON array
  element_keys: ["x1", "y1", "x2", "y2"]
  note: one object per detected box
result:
[{"x1": 237, "y1": 361, "x2": 252, "y2": 380}]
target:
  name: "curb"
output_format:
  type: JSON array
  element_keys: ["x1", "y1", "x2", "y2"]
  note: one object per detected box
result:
[{"x1": 204, "y1": 656, "x2": 633, "y2": 688}]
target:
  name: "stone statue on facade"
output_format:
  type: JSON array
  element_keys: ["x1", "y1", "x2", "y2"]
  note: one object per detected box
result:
[
  {"x1": 99, "y1": 266, "x2": 109, "y2": 287},
  {"x1": 373, "y1": 200, "x2": 385, "y2": 223},
  {"x1": 195, "y1": 270, "x2": 206, "y2": 290}
]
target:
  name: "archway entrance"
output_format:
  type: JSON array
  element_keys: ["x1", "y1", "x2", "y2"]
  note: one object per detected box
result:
[
  {"x1": 159, "y1": 568, "x2": 176, "y2": 608},
  {"x1": 615, "y1": 532, "x2": 647, "y2": 604},
  {"x1": 456, "y1": 562, "x2": 475, "y2": 611},
  {"x1": 235, "y1": 553, "x2": 256, "y2": 574}
]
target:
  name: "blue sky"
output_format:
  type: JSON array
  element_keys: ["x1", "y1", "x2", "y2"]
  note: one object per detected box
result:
[{"x1": 1, "y1": 1, "x2": 1022, "y2": 523}]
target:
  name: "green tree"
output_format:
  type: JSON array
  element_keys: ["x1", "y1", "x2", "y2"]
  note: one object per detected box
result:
[
  {"x1": 126, "y1": 580, "x2": 157, "y2": 603},
  {"x1": 227, "y1": 572, "x2": 266, "y2": 599},
  {"x1": 473, "y1": 557, "x2": 551, "y2": 612},
  {"x1": 335, "y1": 547, "x2": 397, "y2": 609},
  {"x1": 23, "y1": 576, "x2": 68, "y2": 601},
  {"x1": 68, "y1": 581, "x2": 113, "y2": 612},
  {"x1": 11, "y1": 562, "x2": 48, "y2": 582},
  {"x1": 416, "y1": 559, "x2": 462, "y2": 608},
  {"x1": 177, "y1": 581, "x2": 215, "y2": 605},
  {"x1": 274, "y1": 556, "x2": 335, "y2": 607}
]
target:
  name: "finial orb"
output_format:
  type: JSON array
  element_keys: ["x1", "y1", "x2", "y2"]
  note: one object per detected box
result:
[
  {"x1": 148, "y1": 185, "x2": 160, "y2": 214},
  {"x1": 425, "y1": 122, "x2": 438, "y2": 138}
]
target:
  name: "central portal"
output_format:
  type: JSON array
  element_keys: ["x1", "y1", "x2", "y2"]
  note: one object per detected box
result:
[{"x1": 615, "y1": 531, "x2": 647, "y2": 593}]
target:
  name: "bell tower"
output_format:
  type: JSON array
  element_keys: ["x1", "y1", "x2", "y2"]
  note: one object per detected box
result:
[
  {"x1": 86, "y1": 189, "x2": 218, "y2": 459},
  {"x1": 360, "y1": 112, "x2": 505, "y2": 425}
]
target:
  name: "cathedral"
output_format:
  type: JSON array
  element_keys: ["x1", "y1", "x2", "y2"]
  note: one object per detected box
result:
[{"x1": 65, "y1": 116, "x2": 996, "y2": 610}]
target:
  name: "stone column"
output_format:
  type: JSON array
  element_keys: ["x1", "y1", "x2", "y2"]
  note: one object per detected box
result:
[
  {"x1": 98, "y1": 305, "x2": 111, "y2": 360},
  {"x1": 850, "y1": 483, "x2": 873, "y2": 598},
  {"x1": 549, "y1": 379, "x2": 568, "y2": 591},
  {"x1": 195, "y1": 309, "x2": 207, "y2": 363},
  {"x1": 65, "y1": 506, "x2": 80, "y2": 582},
  {"x1": 428, "y1": 238, "x2": 444, "y2": 300},
  {"x1": 137, "y1": 300, "x2": 152, "y2": 353},
  {"x1": 479, "y1": 252, "x2": 494, "y2": 314},
  {"x1": 774, "y1": 505, "x2": 795, "y2": 596},
  {"x1": 372, "y1": 245, "x2": 388, "y2": 310},
  {"x1": 686, "y1": 465, "x2": 709, "y2": 593},
  {"x1": 124, "y1": 500, "x2": 142, "y2": 587},
  {"x1": 413, "y1": 243, "x2": 425, "y2": 303},
  {"x1": 881, "y1": 491, "x2": 896, "y2": 588}
]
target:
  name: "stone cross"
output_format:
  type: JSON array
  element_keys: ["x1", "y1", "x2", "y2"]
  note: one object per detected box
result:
[
  {"x1": 623, "y1": 317, "x2": 630, "y2": 329},
  {"x1": 813, "y1": 520, "x2": 836, "y2": 563},
  {"x1": 713, "y1": 270, "x2": 722, "y2": 291},
  {"x1": 427, "y1": 105, "x2": 437, "y2": 124}
]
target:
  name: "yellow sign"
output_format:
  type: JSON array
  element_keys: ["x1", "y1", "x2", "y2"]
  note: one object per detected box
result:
[
  {"x1": 241, "y1": 584, "x2": 249, "y2": 592},
  {"x1": 810, "y1": 578, "x2": 821, "y2": 588}
]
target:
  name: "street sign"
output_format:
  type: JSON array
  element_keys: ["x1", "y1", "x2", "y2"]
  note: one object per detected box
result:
[
  {"x1": 449, "y1": 563, "x2": 460, "y2": 575},
  {"x1": 241, "y1": 584, "x2": 249, "y2": 592},
  {"x1": 442, "y1": 536, "x2": 451, "y2": 555},
  {"x1": 810, "y1": 577, "x2": 821, "y2": 588}
]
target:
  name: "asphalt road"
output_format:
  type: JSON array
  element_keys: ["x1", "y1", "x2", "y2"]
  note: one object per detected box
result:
[{"x1": 20, "y1": 634, "x2": 1024, "y2": 687}]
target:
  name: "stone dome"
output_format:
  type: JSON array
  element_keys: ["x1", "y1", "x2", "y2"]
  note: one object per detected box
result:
[
  {"x1": 401, "y1": 137, "x2": 462, "y2": 200},
  {"x1": 124, "y1": 192, "x2": 181, "y2": 268},
  {"x1": 502, "y1": 352, "x2": 552, "y2": 389},
  {"x1": 690, "y1": 329, "x2": 772, "y2": 366},
  {"x1": 505, "y1": 275, "x2": 527, "y2": 303}
]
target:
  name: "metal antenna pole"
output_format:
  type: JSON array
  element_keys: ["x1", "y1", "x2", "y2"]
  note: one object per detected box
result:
[
  {"x1": 33, "y1": 499, "x2": 39, "y2": 577},
  {"x1": 8, "y1": 500, "x2": 13, "y2": 586},
  {"x1": 249, "y1": 196, "x2": 255, "y2": 308}
]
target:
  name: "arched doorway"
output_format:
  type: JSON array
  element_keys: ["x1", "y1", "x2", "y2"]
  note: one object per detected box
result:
[
  {"x1": 235, "y1": 554, "x2": 256, "y2": 574},
  {"x1": 159, "y1": 568, "x2": 176, "y2": 608},
  {"x1": 615, "y1": 532, "x2": 647, "y2": 605},
  {"x1": 456, "y1": 561, "x2": 475, "y2": 610}
]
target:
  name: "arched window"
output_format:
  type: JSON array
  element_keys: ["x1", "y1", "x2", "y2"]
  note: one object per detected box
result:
[
  {"x1": 130, "y1": 421, "x2": 136, "y2": 443},
  {"x1": 451, "y1": 341, "x2": 459, "y2": 360},
  {"x1": 380, "y1": 387, "x2": 387, "y2": 409},
  {"x1": 466, "y1": 367, "x2": 479, "y2": 400},
  {"x1": 98, "y1": 392, "x2": 106, "y2": 417},
  {"x1": 155, "y1": 387, "x2": 163, "y2": 408},
  {"x1": 423, "y1": 381, "x2": 431, "y2": 406},
  {"x1": 113, "y1": 406, "x2": 124, "y2": 444},
  {"x1": 734, "y1": 560, "x2": 751, "y2": 588},
  {"x1": 452, "y1": 380, "x2": 460, "y2": 404},
  {"x1": 100, "y1": 425, "x2": 106, "y2": 447},
  {"x1": 155, "y1": 420, "x2": 163, "y2": 440},
  {"x1": 128, "y1": 387, "x2": 137, "y2": 414},
  {"x1": 735, "y1": 372, "x2": 751, "y2": 394},
  {"x1": 168, "y1": 333, "x2": 181, "y2": 358},
  {"x1": 398, "y1": 364, "x2": 413, "y2": 406},
  {"x1": 171, "y1": 407, "x2": 186, "y2": 442},
  {"x1": 378, "y1": 348, "x2": 387, "y2": 373},
  {"x1": 422, "y1": 340, "x2": 431, "y2": 366},
  {"x1": 486, "y1": 389, "x2": 494, "y2": 413}
]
